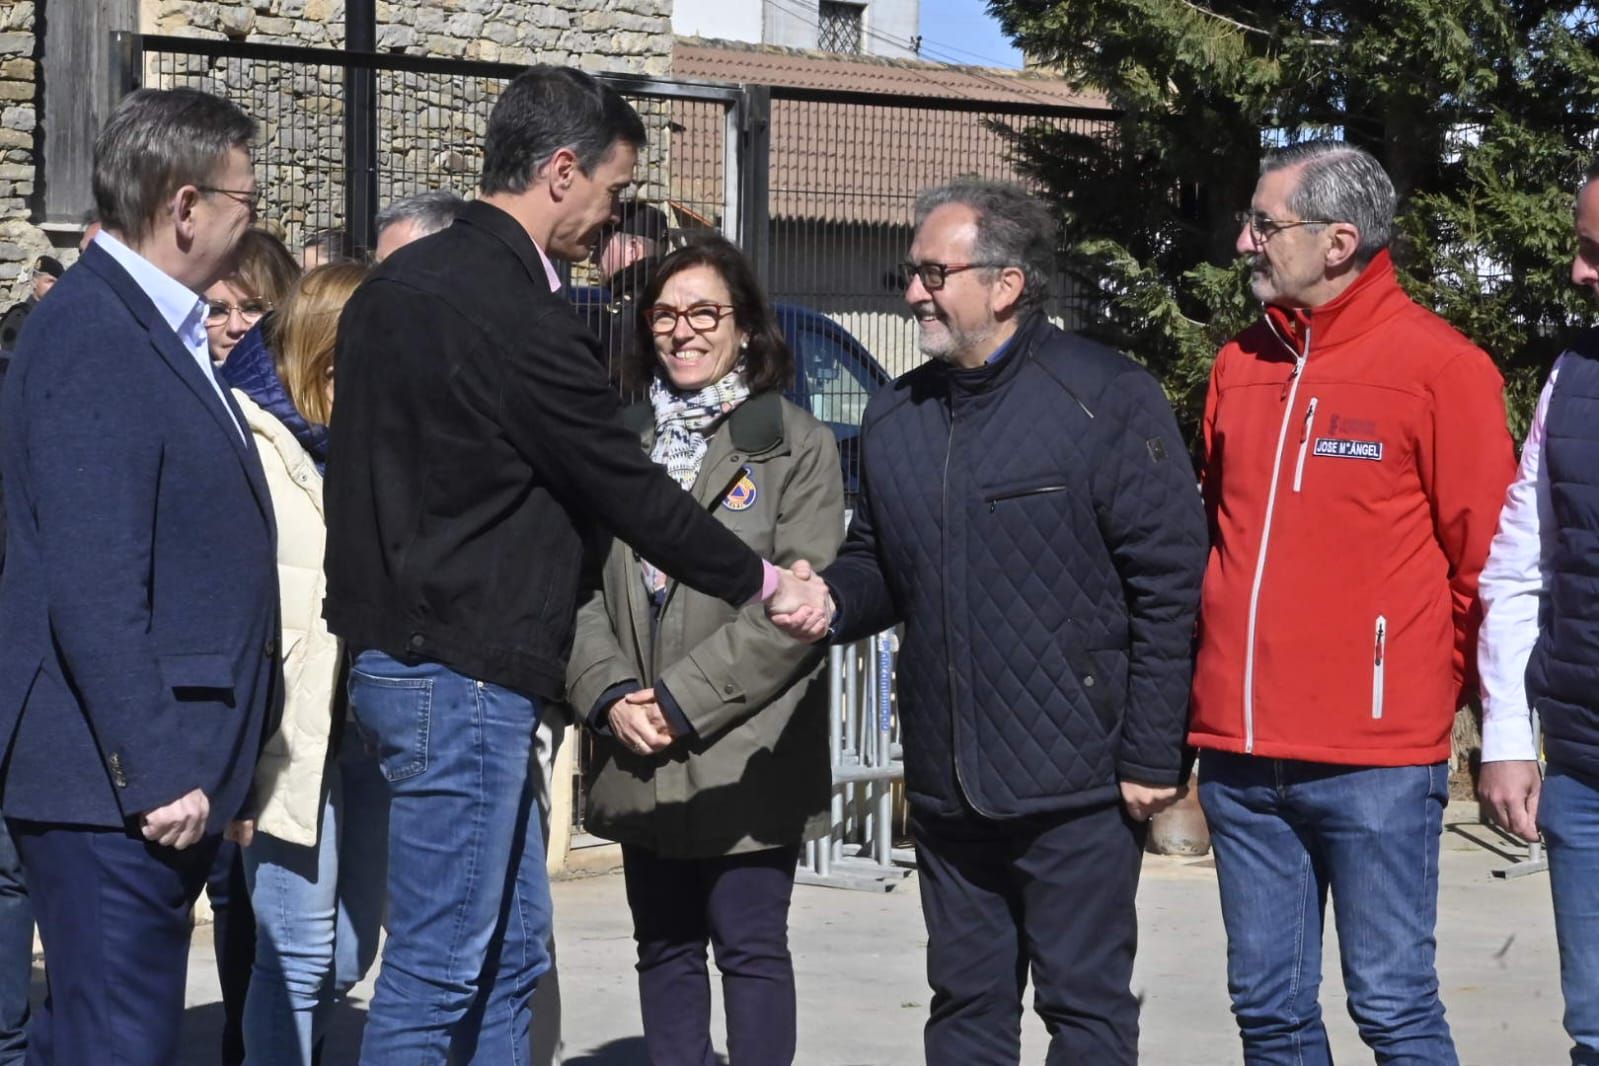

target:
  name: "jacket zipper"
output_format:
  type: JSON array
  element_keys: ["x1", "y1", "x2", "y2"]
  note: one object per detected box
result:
[
  {"x1": 943, "y1": 401, "x2": 998, "y2": 818},
  {"x1": 1372, "y1": 615, "x2": 1387, "y2": 720},
  {"x1": 986, "y1": 485, "x2": 1067, "y2": 511},
  {"x1": 1242, "y1": 323, "x2": 1311, "y2": 753},
  {"x1": 1291, "y1": 397, "x2": 1318, "y2": 493}
]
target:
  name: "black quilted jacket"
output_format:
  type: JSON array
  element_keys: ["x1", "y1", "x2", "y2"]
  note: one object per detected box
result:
[{"x1": 826, "y1": 313, "x2": 1207, "y2": 819}]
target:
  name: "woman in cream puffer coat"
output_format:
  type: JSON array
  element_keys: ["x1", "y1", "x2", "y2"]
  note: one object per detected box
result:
[{"x1": 220, "y1": 262, "x2": 388, "y2": 1066}]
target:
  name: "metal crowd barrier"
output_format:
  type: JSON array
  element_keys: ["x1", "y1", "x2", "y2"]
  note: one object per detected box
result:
[{"x1": 798, "y1": 632, "x2": 915, "y2": 892}]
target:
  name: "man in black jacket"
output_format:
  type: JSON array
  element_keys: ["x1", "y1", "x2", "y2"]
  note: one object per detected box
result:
[
  {"x1": 325, "y1": 65, "x2": 820, "y2": 1061},
  {"x1": 775, "y1": 180, "x2": 1208, "y2": 1064}
]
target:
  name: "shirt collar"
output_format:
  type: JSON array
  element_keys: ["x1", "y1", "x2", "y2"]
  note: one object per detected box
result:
[
  {"x1": 532, "y1": 238, "x2": 562, "y2": 294},
  {"x1": 984, "y1": 330, "x2": 1019, "y2": 365},
  {"x1": 93, "y1": 231, "x2": 209, "y2": 350}
]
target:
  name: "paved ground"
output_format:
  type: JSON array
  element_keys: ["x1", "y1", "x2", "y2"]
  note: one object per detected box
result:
[{"x1": 88, "y1": 824, "x2": 1564, "y2": 1063}]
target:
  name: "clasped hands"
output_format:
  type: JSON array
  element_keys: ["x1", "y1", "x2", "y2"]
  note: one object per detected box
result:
[
  {"x1": 766, "y1": 559, "x2": 834, "y2": 642},
  {"x1": 609, "y1": 688, "x2": 681, "y2": 756}
]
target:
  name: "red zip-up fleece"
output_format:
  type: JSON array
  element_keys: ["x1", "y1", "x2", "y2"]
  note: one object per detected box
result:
[{"x1": 1188, "y1": 251, "x2": 1516, "y2": 766}]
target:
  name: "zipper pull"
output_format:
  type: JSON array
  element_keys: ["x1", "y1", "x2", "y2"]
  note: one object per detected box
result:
[
  {"x1": 1282, "y1": 354, "x2": 1307, "y2": 400},
  {"x1": 1374, "y1": 618, "x2": 1386, "y2": 666},
  {"x1": 1300, "y1": 397, "x2": 1318, "y2": 442}
]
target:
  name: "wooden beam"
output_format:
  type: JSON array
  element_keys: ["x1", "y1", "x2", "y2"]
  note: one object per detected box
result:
[{"x1": 40, "y1": 0, "x2": 137, "y2": 225}]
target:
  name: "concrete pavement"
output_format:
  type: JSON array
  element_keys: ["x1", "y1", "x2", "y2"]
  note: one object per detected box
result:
[{"x1": 124, "y1": 825, "x2": 1563, "y2": 1063}]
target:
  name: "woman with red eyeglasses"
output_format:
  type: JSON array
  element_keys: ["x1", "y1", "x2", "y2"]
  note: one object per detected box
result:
[{"x1": 567, "y1": 234, "x2": 844, "y2": 1066}]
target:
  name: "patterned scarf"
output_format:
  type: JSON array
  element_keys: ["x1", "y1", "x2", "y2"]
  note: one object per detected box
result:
[{"x1": 641, "y1": 364, "x2": 750, "y2": 591}]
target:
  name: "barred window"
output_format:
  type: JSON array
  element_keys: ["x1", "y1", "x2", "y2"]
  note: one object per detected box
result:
[{"x1": 818, "y1": 1, "x2": 864, "y2": 55}]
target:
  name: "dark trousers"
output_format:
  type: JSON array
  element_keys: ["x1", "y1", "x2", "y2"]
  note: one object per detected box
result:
[
  {"x1": 621, "y1": 843, "x2": 801, "y2": 1066},
  {"x1": 10, "y1": 819, "x2": 220, "y2": 1066},
  {"x1": 206, "y1": 840, "x2": 255, "y2": 1066},
  {"x1": 912, "y1": 800, "x2": 1146, "y2": 1066},
  {"x1": 0, "y1": 816, "x2": 29, "y2": 1066}
]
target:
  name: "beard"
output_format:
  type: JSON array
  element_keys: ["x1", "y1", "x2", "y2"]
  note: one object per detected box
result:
[
  {"x1": 912, "y1": 301, "x2": 997, "y2": 365},
  {"x1": 1247, "y1": 255, "x2": 1277, "y2": 302}
]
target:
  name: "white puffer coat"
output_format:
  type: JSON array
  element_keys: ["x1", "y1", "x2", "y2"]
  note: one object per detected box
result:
[{"x1": 236, "y1": 390, "x2": 342, "y2": 847}]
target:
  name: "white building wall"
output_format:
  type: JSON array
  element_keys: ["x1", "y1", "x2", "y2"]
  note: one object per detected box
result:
[
  {"x1": 764, "y1": 0, "x2": 821, "y2": 50},
  {"x1": 672, "y1": 0, "x2": 766, "y2": 43},
  {"x1": 865, "y1": 0, "x2": 919, "y2": 58},
  {"x1": 763, "y1": 0, "x2": 920, "y2": 57}
]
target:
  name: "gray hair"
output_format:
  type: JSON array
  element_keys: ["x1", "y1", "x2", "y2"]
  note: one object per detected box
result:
[
  {"x1": 92, "y1": 88, "x2": 256, "y2": 244},
  {"x1": 1262, "y1": 139, "x2": 1396, "y2": 263},
  {"x1": 914, "y1": 180, "x2": 1055, "y2": 312},
  {"x1": 376, "y1": 189, "x2": 467, "y2": 240}
]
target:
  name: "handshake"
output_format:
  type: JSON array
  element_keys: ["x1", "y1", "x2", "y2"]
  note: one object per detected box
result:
[{"x1": 765, "y1": 560, "x2": 835, "y2": 642}]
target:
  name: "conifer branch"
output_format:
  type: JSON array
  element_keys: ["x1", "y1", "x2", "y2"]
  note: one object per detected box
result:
[{"x1": 1169, "y1": 0, "x2": 1338, "y2": 46}]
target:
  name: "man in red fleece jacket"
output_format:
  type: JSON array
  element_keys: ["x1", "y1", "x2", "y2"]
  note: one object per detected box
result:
[{"x1": 1190, "y1": 139, "x2": 1516, "y2": 1065}]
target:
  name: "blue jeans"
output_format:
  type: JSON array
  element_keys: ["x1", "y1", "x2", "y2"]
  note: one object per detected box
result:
[
  {"x1": 1539, "y1": 762, "x2": 1599, "y2": 1065},
  {"x1": 242, "y1": 733, "x2": 389, "y2": 1065},
  {"x1": 349, "y1": 651, "x2": 552, "y2": 1065},
  {"x1": 1199, "y1": 753, "x2": 1456, "y2": 1065},
  {"x1": 0, "y1": 815, "x2": 28, "y2": 1066}
]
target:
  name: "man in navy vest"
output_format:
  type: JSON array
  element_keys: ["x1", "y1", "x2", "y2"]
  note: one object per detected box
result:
[
  {"x1": 0, "y1": 88, "x2": 277, "y2": 1065},
  {"x1": 1479, "y1": 158, "x2": 1599, "y2": 1064}
]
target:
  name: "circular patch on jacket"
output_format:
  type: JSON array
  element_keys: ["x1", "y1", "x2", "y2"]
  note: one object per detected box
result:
[{"x1": 724, "y1": 466, "x2": 758, "y2": 512}]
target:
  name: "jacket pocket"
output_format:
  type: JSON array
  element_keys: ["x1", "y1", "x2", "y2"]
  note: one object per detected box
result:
[
  {"x1": 1065, "y1": 645, "x2": 1120, "y2": 735},
  {"x1": 348, "y1": 670, "x2": 432, "y2": 782},
  {"x1": 984, "y1": 480, "x2": 1068, "y2": 512},
  {"x1": 1292, "y1": 396, "x2": 1319, "y2": 493},
  {"x1": 158, "y1": 652, "x2": 235, "y2": 696},
  {"x1": 1371, "y1": 615, "x2": 1387, "y2": 720}
]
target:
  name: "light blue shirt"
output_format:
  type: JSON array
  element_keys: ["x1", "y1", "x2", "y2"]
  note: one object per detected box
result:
[{"x1": 93, "y1": 231, "x2": 244, "y2": 440}]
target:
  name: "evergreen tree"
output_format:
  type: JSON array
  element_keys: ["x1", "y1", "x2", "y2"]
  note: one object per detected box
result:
[{"x1": 992, "y1": 0, "x2": 1599, "y2": 442}]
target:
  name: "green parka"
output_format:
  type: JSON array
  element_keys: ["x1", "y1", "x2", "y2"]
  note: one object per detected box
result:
[{"x1": 566, "y1": 392, "x2": 845, "y2": 858}]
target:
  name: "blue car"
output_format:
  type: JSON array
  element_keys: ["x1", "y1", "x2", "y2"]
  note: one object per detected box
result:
[{"x1": 570, "y1": 286, "x2": 892, "y2": 500}]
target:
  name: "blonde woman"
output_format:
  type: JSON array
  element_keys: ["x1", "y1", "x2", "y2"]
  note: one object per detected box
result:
[
  {"x1": 220, "y1": 263, "x2": 388, "y2": 1065},
  {"x1": 204, "y1": 227, "x2": 298, "y2": 366}
]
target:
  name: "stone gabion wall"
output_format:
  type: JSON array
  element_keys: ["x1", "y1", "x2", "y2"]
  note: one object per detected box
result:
[
  {"x1": 0, "y1": 0, "x2": 679, "y2": 285},
  {"x1": 142, "y1": 0, "x2": 678, "y2": 253},
  {"x1": 0, "y1": 3, "x2": 47, "y2": 307}
]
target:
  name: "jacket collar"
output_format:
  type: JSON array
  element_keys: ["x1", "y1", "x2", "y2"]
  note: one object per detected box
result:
[
  {"x1": 623, "y1": 388, "x2": 787, "y2": 462},
  {"x1": 218, "y1": 319, "x2": 330, "y2": 472},
  {"x1": 234, "y1": 391, "x2": 324, "y2": 517},
  {"x1": 939, "y1": 311, "x2": 1048, "y2": 397},
  {"x1": 458, "y1": 201, "x2": 563, "y2": 296},
  {"x1": 1262, "y1": 249, "x2": 1413, "y2": 357},
  {"x1": 78, "y1": 241, "x2": 275, "y2": 525},
  {"x1": 91, "y1": 231, "x2": 208, "y2": 350}
]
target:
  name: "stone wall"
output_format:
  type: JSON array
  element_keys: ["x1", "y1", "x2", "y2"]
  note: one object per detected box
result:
[
  {"x1": 0, "y1": 0, "x2": 677, "y2": 286},
  {"x1": 139, "y1": 0, "x2": 678, "y2": 252},
  {"x1": 0, "y1": 3, "x2": 46, "y2": 307}
]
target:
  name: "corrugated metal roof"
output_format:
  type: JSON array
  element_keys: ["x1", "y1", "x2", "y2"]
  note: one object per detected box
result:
[{"x1": 667, "y1": 39, "x2": 1115, "y2": 225}]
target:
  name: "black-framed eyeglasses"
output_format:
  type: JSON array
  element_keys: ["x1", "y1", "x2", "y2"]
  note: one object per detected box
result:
[
  {"x1": 205, "y1": 299, "x2": 272, "y2": 325},
  {"x1": 900, "y1": 260, "x2": 1006, "y2": 291},
  {"x1": 646, "y1": 302, "x2": 735, "y2": 335},
  {"x1": 198, "y1": 185, "x2": 261, "y2": 217},
  {"x1": 1235, "y1": 210, "x2": 1339, "y2": 243}
]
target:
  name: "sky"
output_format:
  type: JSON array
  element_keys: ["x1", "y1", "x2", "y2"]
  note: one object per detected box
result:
[{"x1": 918, "y1": 0, "x2": 1026, "y2": 69}]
